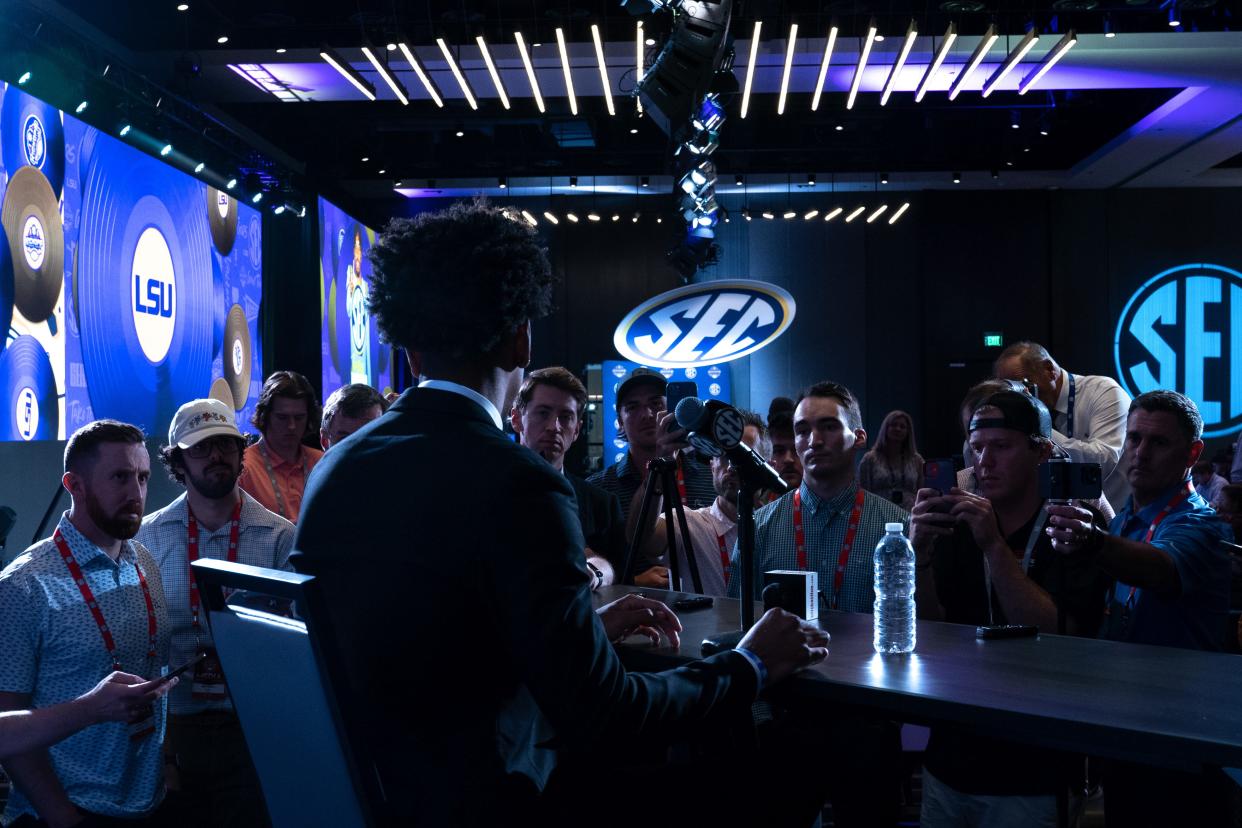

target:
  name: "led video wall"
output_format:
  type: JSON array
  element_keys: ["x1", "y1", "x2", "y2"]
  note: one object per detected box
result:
[
  {"x1": 319, "y1": 197, "x2": 395, "y2": 400},
  {"x1": 602, "y1": 360, "x2": 732, "y2": 466},
  {"x1": 0, "y1": 84, "x2": 263, "y2": 442}
]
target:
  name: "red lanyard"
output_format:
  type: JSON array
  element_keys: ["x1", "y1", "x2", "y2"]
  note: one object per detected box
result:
[
  {"x1": 793, "y1": 487, "x2": 866, "y2": 609},
  {"x1": 1124, "y1": 481, "x2": 1193, "y2": 607},
  {"x1": 715, "y1": 532, "x2": 731, "y2": 585},
  {"x1": 54, "y1": 529, "x2": 157, "y2": 672},
  {"x1": 187, "y1": 499, "x2": 242, "y2": 631},
  {"x1": 674, "y1": 453, "x2": 688, "y2": 505}
]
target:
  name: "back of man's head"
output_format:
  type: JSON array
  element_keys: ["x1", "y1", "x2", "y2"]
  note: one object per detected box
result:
[
  {"x1": 738, "y1": 408, "x2": 771, "y2": 459},
  {"x1": 514, "y1": 367, "x2": 587, "y2": 415},
  {"x1": 323, "y1": 383, "x2": 387, "y2": 432},
  {"x1": 253, "y1": 370, "x2": 321, "y2": 435},
  {"x1": 64, "y1": 419, "x2": 146, "y2": 475},
  {"x1": 994, "y1": 340, "x2": 1055, "y2": 378},
  {"x1": 1129, "y1": 390, "x2": 1203, "y2": 444},
  {"x1": 796, "y1": 381, "x2": 863, "y2": 430},
  {"x1": 368, "y1": 200, "x2": 556, "y2": 366}
]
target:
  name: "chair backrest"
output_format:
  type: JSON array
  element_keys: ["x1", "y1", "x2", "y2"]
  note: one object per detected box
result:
[{"x1": 192, "y1": 559, "x2": 378, "y2": 828}]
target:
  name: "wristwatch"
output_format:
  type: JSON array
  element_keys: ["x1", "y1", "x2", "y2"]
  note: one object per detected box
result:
[{"x1": 585, "y1": 560, "x2": 605, "y2": 590}]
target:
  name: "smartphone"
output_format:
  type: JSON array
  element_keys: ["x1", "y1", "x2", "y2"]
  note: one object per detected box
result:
[
  {"x1": 976, "y1": 624, "x2": 1039, "y2": 639},
  {"x1": 672, "y1": 596, "x2": 713, "y2": 611},
  {"x1": 664, "y1": 381, "x2": 698, "y2": 426},
  {"x1": 156, "y1": 652, "x2": 207, "y2": 685},
  {"x1": 923, "y1": 459, "x2": 957, "y2": 495},
  {"x1": 1039, "y1": 460, "x2": 1103, "y2": 501}
]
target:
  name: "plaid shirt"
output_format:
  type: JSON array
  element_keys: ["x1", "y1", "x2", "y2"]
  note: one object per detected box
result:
[
  {"x1": 136, "y1": 490, "x2": 295, "y2": 714},
  {"x1": 727, "y1": 480, "x2": 910, "y2": 613},
  {"x1": 587, "y1": 451, "x2": 717, "y2": 523}
]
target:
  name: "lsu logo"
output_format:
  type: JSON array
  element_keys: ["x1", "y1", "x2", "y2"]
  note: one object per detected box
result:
[
  {"x1": 130, "y1": 227, "x2": 178, "y2": 364},
  {"x1": 613, "y1": 280, "x2": 796, "y2": 368},
  {"x1": 16, "y1": 387, "x2": 38, "y2": 441},
  {"x1": 23, "y1": 115, "x2": 45, "y2": 169},
  {"x1": 22, "y1": 216, "x2": 45, "y2": 270},
  {"x1": 216, "y1": 190, "x2": 231, "y2": 220},
  {"x1": 1114, "y1": 263, "x2": 1242, "y2": 437}
]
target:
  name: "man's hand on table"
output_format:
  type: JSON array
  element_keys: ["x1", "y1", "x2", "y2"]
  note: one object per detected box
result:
[
  {"x1": 738, "y1": 608, "x2": 830, "y2": 687},
  {"x1": 597, "y1": 593, "x2": 683, "y2": 648}
]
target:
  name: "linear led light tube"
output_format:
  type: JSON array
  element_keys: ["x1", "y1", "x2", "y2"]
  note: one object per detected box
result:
[
  {"x1": 398, "y1": 43, "x2": 443, "y2": 107},
  {"x1": 845, "y1": 205, "x2": 866, "y2": 222},
  {"x1": 543, "y1": 211, "x2": 559, "y2": 224},
  {"x1": 778, "y1": 23, "x2": 798, "y2": 115},
  {"x1": 436, "y1": 38, "x2": 478, "y2": 109},
  {"x1": 948, "y1": 24, "x2": 998, "y2": 100},
  {"x1": 810, "y1": 25, "x2": 839, "y2": 111},
  {"x1": 320, "y1": 47, "x2": 376, "y2": 101},
  {"x1": 361, "y1": 46, "x2": 408, "y2": 104},
  {"x1": 556, "y1": 28, "x2": 577, "y2": 115},
  {"x1": 521, "y1": 210, "x2": 538, "y2": 226},
  {"x1": 740, "y1": 20, "x2": 762, "y2": 119},
  {"x1": 888, "y1": 202, "x2": 911, "y2": 224},
  {"x1": 514, "y1": 32, "x2": 545, "y2": 113},
  {"x1": 866, "y1": 204, "x2": 889, "y2": 223},
  {"x1": 915, "y1": 23, "x2": 957, "y2": 102},
  {"x1": 881, "y1": 21, "x2": 918, "y2": 106},
  {"x1": 1018, "y1": 30, "x2": 1077, "y2": 95},
  {"x1": 846, "y1": 19, "x2": 878, "y2": 111},
  {"x1": 824, "y1": 207, "x2": 844, "y2": 221},
  {"x1": 591, "y1": 25, "x2": 615, "y2": 116},
  {"x1": 636, "y1": 22, "x2": 644, "y2": 112},
  {"x1": 981, "y1": 28, "x2": 1039, "y2": 98},
  {"x1": 476, "y1": 36, "x2": 510, "y2": 109}
]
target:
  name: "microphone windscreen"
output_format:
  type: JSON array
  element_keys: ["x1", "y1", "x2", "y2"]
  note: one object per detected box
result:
[{"x1": 674, "y1": 396, "x2": 705, "y2": 430}]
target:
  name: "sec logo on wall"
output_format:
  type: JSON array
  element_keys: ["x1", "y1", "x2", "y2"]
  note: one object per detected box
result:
[
  {"x1": 1114, "y1": 263, "x2": 1242, "y2": 438},
  {"x1": 614, "y1": 280, "x2": 796, "y2": 368}
]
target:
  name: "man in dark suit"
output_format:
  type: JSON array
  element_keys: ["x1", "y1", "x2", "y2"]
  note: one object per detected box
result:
[
  {"x1": 510, "y1": 366, "x2": 626, "y2": 587},
  {"x1": 292, "y1": 202, "x2": 828, "y2": 826}
]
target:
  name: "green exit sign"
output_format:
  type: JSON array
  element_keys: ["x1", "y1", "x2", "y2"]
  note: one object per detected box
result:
[{"x1": 983, "y1": 333, "x2": 1004, "y2": 348}]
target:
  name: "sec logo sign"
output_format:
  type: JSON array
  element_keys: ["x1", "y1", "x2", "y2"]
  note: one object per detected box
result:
[
  {"x1": 1114, "y1": 263, "x2": 1242, "y2": 438},
  {"x1": 614, "y1": 280, "x2": 796, "y2": 368}
]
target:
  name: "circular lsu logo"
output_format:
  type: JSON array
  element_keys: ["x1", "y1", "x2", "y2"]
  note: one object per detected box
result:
[
  {"x1": 1114, "y1": 263, "x2": 1242, "y2": 438},
  {"x1": 216, "y1": 190, "x2": 231, "y2": 220},
  {"x1": 614, "y1": 280, "x2": 796, "y2": 368},
  {"x1": 23, "y1": 115, "x2": 46, "y2": 169},
  {"x1": 16, "y1": 387, "x2": 38, "y2": 441},
  {"x1": 130, "y1": 226, "x2": 178, "y2": 364},
  {"x1": 22, "y1": 216, "x2": 45, "y2": 271}
]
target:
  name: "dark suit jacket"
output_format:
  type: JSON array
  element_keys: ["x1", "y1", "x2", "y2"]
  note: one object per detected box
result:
[
  {"x1": 566, "y1": 475, "x2": 626, "y2": 572},
  {"x1": 292, "y1": 388, "x2": 757, "y2": 826}
]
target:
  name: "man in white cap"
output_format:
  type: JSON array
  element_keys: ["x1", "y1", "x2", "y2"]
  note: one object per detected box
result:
[{"x1": 137, "y1": 399, "x2": 295, "y2": 828}]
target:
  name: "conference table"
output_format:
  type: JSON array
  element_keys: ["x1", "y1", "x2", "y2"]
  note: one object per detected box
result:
[{"x1": 594, "y1": 586, "x2": 1242, "y2": 773}]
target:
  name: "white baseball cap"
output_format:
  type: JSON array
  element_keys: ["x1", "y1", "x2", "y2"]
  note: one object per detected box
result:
[{"x1": 169, "y1": 398, "x2": 242, "y2": 449}]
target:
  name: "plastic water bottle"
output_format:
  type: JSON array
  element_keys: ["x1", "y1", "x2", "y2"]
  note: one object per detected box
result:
[{"x1": 874, "y1": 522, "x2": 916, "y2": 654}]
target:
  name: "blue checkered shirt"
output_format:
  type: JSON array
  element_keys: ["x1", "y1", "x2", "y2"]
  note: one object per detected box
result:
[{"x1": 727, "y1": 480, "x2": 910, "y2": 613}]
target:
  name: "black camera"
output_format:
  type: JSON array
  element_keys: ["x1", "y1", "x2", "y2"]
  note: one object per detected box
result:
[{"x1": 1039, "y1": 460, "x2": 1103, "y2": 501}]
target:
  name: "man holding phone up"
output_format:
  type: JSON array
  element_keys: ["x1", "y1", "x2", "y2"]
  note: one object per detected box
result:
[
  {"x1": 911, "y1": 390, "x2": 1109, "y2": 827},
  {"x1": 137, "y1": 399, "x2": 296, "y2": 828}
]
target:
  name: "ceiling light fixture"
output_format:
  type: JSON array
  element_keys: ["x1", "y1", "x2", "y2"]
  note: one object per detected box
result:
[
  {"x1": 591, "y1": 25, "x2": 615, "y2": 116},
  {"x1": 783, "y1": 210, "x2": 796, "y2": 219},
  {"x1": 226, "y1": 178, "x2": 237, "y2": 189},
  {"x1": 567, "y1": 212, "x2": 580, "y2": 222},
  {"x1": 514, "y1": 32, "x2": 545, "y2": 113},
  {"x1": 636, "y1": 22, "x2": 645, "y2": 113},
  {"x1": 588, "y1": 212, "x2": 601, "y2": 221},
  {"x1": 321, "y1": 47, "x2": 377, "y2": 101},
  {"x1": 952, "y1": 171, "x2": 961, "y2": 183},
  {"x1": 361, "y1": 45, "x2": 409, "y2": 105},
  {"x1": 845, "y1": 205, "x2": 866, "y2": 222},
  {"x1": 476, "y1": 36, "x2": 511, "y2": 109},
  {"x1": 824, "y1": 207, "x2": 844, "y2": 221},
  {"x1": 948, "y1": 24, "x2": 998, "y2": 101},
  {"x1": 160, "y1": 143, "x2": 173, "y2": 156},
  {"x1": 74, "y1": 101, "x2": 88, "y2": 114},
  {"x1": 880, "y1": 172, "x2": 889, "y2": 184},
  {"x1": 251, "y1": 192, "x2": 263, "y2": 204},
  {"x1": 555, "y1": 28, "x2": 577, "y2": 116},
  {"x1": 762, "y1": 211, "x2": 775, "y2": 219},
  {"x1": 803, "y1": 209, "x2": 819, "y2": 220},
  {"x1": 521, "y1": 210, "x2": 538, "y2": 226},
  {"x1": 1104, "y1": 16, "x2": 1115, "y2": 38},
  {"x1": 915, "y1": 23, "x2": 957, "y2": 102},
  {"x1": 811, "y1": 23, "x2": 839, "y2": 112},
  {"x1": 881, "y1": 20, "x2": 919, "y2": 106},
  {"x1": 641, "y1": 176, "x2": 650, "y2": 187},
  {"x1": 193, "y1": 162, "x2": 205, "y2": 173},
  {"x1": 1168, "y1": 5, "x2": 1180, "y2": 26},
  {"x1": 217, "y1": 36, "x2": 228, "y2": 44},
  {"x1": 498, "y1": 176, "x2": 507, "y2": 189},
  {"x1": 398, "y1": 42, "x2": 444, "y2": 107},
  {"x1": 544, "y1": 211, "x2": 559, "y2": 224},
  {"x1": 436, "y1": 38, "x2": 478, "y2": 110},
  {"x1": 740, "y1": 20, "x2": 762, "y2": 119},
  {"x1": 778, "y1": 22, "x2": 798, "y2": 115},
  {"x1": 176, "y1": 3, "x2": 188, "y2": 9},
  {"x1": 119, "y1": 124, "x2": 131, "y2": 136},
  {"x1": 846, "y1": 18, "x2": 878, "y2": 110},
  {"x1": 888, "y1": 202, "x2": 910, "y2": 224},
  {"x1": 276, "y1": 47, "x2": 287, "y2": 54},
  {"x1": 866, "y1": 204, "x2": 888, "y2": 223},
  {"x1": 1018, "y1": 30, "x2": 1077, "y2": 95},
  {"x1": 807, "y1": 173, "x2": 816, "y2": 186},
  {"x1": 981, "y1": 27, "x2": 1040, "y2": 97}
]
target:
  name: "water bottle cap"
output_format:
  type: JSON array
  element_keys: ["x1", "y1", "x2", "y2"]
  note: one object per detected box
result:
[{"x1": 885, "y1": 522, "x2": 904, "y2": 533}]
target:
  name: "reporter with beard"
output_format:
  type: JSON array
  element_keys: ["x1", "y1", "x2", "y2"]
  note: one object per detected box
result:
[
  {"x1": 0, "y1": 421, "x2": 172, "y2": 827},
  {"x1": 137, "y1": 399, "x2": 295, "y2": 828}
]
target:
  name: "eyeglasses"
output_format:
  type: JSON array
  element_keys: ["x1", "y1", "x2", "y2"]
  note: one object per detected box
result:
[{"x1": 185, "y1": 437, "x2": 241, "y2": 459}]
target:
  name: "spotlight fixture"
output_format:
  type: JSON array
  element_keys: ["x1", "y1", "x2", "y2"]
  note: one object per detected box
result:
[
  {"x1": 762, "y1": 211, "x2": 774, "y2": 219},
  {"x1": 436, "y1": 38, "x2": 478, "y2": 109},
  {"x1": 866, "y1": 204, "x2": 888, "y2": 223},
  {"x1": 981, "y1": 28, "x2": 1040, "y2": 98},
  {"x1": 803, "y1": 210, "x2": 819, "y2": 220},
  {"x1": 735, "y1": 174, "x2": 744, "y2": 187},
  {"x1": 783, "y1": 210, "x2": 796, "y2": 219},
  {"x1": 888, "y1": 203, "x2": 910, "y2": 224},
  {"x1": 555, "y1": 28, "x2": 577, "y2": 116},
  {"x1": 881, "y1": 21, "x2": 919, "y2": 106},
  {"x1": 1104, "y1": 16, "x2": 1115, "y2": 37},
  {"x1": 824, "y1": 207, "x2": 844, "y2": 221},
  {"x1": 991, "y1": 169, "x2": 1000, "y2": 179},
  {"x1": 811, "y1": 23, "x2": 839, "y2": 111},
  {"x1": 636, "y1": 21, "x2": 645, "y2": 114},
  {"x1": 952, "y1": 172, "x2": 961, "y2": 183},
  {"x1": 641, "y1": 176, "x2": 650, "y2": 187},
  {"x1": 630, "y1": 128, "x2": 639, "y2": 134},
  {"x1": 176, "y1": 3, "x2": 188, "y2": 9},
  {"x1": 778, "y1": 22, "x2": 798, "y2": 115},
  {"x1": 361, "y1": 156, "x2": 369, "y2": 162},
  {"x1": 679, "y1": 160, "x2": 717, "y2": 196},
  {"x1": 588, "y1": 212, "x2": 601, "y2": 222},
  {"x1": 455, "y1": 130, "x2": 464, "y2": 137},
  {"x1": 880, "y1": 172, "x2": 889, "y2": 184},
  {"x1": 394, "y1": 179, "x2": 403, "y2": 187},
  {"x1": 835, "y1": 124, "x2": 844, "y2": 132},
  {"x1": 160, "y1": 144, "x2": 173, "y2": 156},
  {"x1": 807, "y1": 174, "x2": 816, "y2": 187},
  {"x1": 498, "y1": 176, "x2": 508, "y2": 189},
  {"x1": 75, "y1": 101, "x2": 88, "y2": 114},
  {"x1": 570, "y1": 176, "x2": 578, "y2": 188},
  {"x1": 194, "y1": 162, "x2": 205, "y2": 173},
  {"x1": 251, "y1": 192, "x2": 263, "y2": 204},
  {"x1": 514, "y1": 32, "x2": 545, "y2": 113},
  {"x1": 1012, "y1": 111, "x2": 1021, "y2": 129},
  {"x1": 217, "y1": 36, "x2": 229, "y2": 44},
  {"x1": 591, "y1": 25, "x2": 615, "y2": 116},
  {"x1": 321, "y1": 46, "x2": 377, "y2": 101},
  {"x1": 743, "y1": 209, "x2": 752, "y2": 221},
  {"x1": 276, "y1": 47, "x2": 287, "y2": 54},
  {"x1": 398, "y1": 43, "x2": 444, "y2": 107},
  {"x1": 378, "y1": 169, "x2": 386, "y2": 174},
  {"x1": 948, "y1": 24, "x2": 998, "y2": 101},
  {"x1": 273, "y1": 204, "x2": 286, "y2": 215},
  {"x1": 17, "y1": 71, "x2": 31, "y2": 85},
  {"x1": 567, "y1": 212, "x2": 580, "y2": 222},
  {"x1": 361, "y1": 45, "x2": 409, "y2": 105},
  {"x1": 847, "y1": 19, "x2": 878, "y2": 110},
  {"x1": 543, "y1": 211, "x2": 559, "y2": 225},
  {"x1": 612, "y1": 214, "x2": 621, "y2": 222},
  {"x1": 1168, "y1": 5, "x2": 1180, "y2": 26},
  {"x1": 386, "y1": 43, "x2": 396, "y2": 51},
  {"x1": 226, "y1": 178, "x2": 237, "y2": 189},
  {"x1": 521, "y1": 210, "x2": 538, "y2": 226},
  {"x1": 632, "y1": 213, "x2": 640, "y2": 223},
  {"x1": 845, "y1": 206, "x2": 866, "y2": 222},
  {"x1": 119, "y1": 124, "x2": 131, "y2": 136},
  {"x1": 740, "y1": 20, "x2": 762, "y2": 119},
  {"x1": 1018, "y1": 31, "x2": 1077, "y2": 95}
]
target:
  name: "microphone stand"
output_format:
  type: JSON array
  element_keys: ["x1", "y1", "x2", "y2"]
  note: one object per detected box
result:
[{"x1": 619, "y1": 455, "x2": 703, "y2": 593}]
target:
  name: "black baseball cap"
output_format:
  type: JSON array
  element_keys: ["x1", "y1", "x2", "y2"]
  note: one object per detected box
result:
[
  {"x1": 969, "y1": 390, "x2": 1053, "y2": 439},
  {"x1": 615, "y1": 367, "x2": 667, "y2": 410}
]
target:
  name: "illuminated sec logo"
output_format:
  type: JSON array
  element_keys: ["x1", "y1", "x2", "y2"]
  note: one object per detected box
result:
[
  {"x1": 1114, "y1": 263, "x2": 1242, "y2": 438},
  {"x1": 22, "y1": 216, "x2": 45, "y2": 270},
  {"x1": 23, "y1": 115, "x2": 45, "y2": 169},
  {"x1": 216, "y1": 190, "x2": 231, "y2": 220},
  {"x1": 614, "y1": 280, "x2": 796, "y2": 368},
  {"x1": 130, "y1": 226, "x2": 177, "y2": 364},
  {"x1": 16, "y1": 387, "x2": 38, "y2": 441}
]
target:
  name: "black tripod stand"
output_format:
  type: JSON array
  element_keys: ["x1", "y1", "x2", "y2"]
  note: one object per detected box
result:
[{"x1": 620, "y1": 454, "x2": 705, "y2": 594}]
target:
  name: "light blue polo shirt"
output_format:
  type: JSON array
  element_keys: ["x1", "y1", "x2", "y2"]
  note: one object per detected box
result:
[{"x1": 0, "y1": 514, "x2": 171, "y2": 821}]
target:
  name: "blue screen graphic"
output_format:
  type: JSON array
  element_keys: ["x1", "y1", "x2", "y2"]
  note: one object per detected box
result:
[{"x1": 601, "y1": 360, "x2": 732, "y2": 467}]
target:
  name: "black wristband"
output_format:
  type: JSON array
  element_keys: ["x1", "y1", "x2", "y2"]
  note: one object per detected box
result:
[{"x1": 585, "y1": 560, "x2": 604, "y2": 589}]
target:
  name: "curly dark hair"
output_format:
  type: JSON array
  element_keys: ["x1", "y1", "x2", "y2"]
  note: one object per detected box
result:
[
  {"x1": 366, "y1": 199, "x2": 556, "y2": 360},
  {"x1": 251, "y1": 370, "x2": 322, "y2": 436},
  {"x1": 159, "y1": 438, "x2": 248, "y2": 486}
]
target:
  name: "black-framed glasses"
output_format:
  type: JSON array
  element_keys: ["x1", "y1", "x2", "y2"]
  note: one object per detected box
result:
[{"x1": 185, "y1": 436, "x2": 241, "y2": 459}]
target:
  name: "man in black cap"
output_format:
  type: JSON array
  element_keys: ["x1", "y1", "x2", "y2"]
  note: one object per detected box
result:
[{"x1": 910, "y1": 389, "x2": 1110, "y2": 827}]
